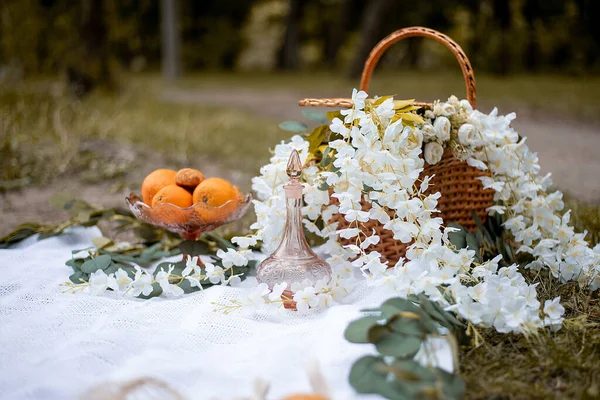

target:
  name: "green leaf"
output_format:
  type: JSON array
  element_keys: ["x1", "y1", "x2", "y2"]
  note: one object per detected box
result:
[
  {"x1": 465, "y1": 232, "x2": 479, "y2": 252},
  {"x1": 80, "y1": 254, "x2": 112, "y2": 273},
  {"x1": 387, "y1": 315, "x2": 427, "y2": 336},
  {"x1": 447, "y1": 223, "x2": 467, "y2": 249},
  {"x1": 179, "y1": 240, "x2": 209, "y2": 257},
  {"x1": 279, "y1": 121, "x2": 308, "y2": 133},
  {"x1": 381, "y1": 297, "x2": 422, "y2": 319},
  {"x1": 65, "y1": 258, "x2": 85, "y2": 272},
  {"x1": 344, "y1": 316, "x2": 381, "y2": 343},
  {"x1": 418, "y1": 295, "x2": 463, "y2": 330},
  {"x1": 389, "y1": 359, "x2": 436, "y2": 382},
  {"x1": 349, "y1": 356, "x2": 389, "y2": 393},
  {"x1": 374, "y1": 330, "x2": 422, "y2": 358},
  {"x1": 301, "y1": 109, "x2": 329, "y2": 123},
  {"x1": 205, "y1": 232, "x2": 234, "y2": 250},
  {"x1": 69, "y1": 271, "x2": 87, "y2": 284}
]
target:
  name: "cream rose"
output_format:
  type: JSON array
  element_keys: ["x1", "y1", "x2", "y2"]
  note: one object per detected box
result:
[
  {"x1": 433, "y1": 116, "x2": 451, "y2": 142},
  {"x1": 458, "y1": 123, "x2": 476, "y2": 146},
  {"x1": 421, "y1": 123, "x2": 436, "y2": 141},
  {"x1": 423, "y1": 141, "x2": 444, "y2": 165},
  {"x1": 405, "y1": 127, "x2": 423, "y2": 151}
]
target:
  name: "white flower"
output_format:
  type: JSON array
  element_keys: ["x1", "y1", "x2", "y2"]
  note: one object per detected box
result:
[
  {"x1": 114, "y1": 268, "x2": 132, "y2": 291},
  {"x1": 457, "y1": 123, "x2": 476, "y2": 146},
  {"x1": 421, "y1": 124, "x2": 436, "y2": 141},
  {"x1": 131, "y1": 269, "x2": 154, "y2": 297},
  {"x1": 423, "y1": 142, "x2": 444, "y2": 165},
  {"x1": 182, "y1": 256, "x2": 202, "y2": 276},
  {"x1": 269, "y1": 282, "x2": 288, "y2": 301},
  {"x1": 543, "y1": 297, "x2": 565, "y2": 320},
  {"x1": 89, "y1": 270, "x2": 117, "y2": 295},
  {"x1": 293, "y1": 287, "x2": 320, "y2": 312},
  {"x1": 231, "y1": 236, "x2": 258, "y2": 248},
  {"x1": 351, "y1": 88, "x2": 368, "y2": 110},
  {"x1": 156, "y1": 265, "x2": 184, "y2": 296},
  {"x1": 204, "y1": 262, "x2": 225, "y2": 284},
  {"x1": 243, "y1": 283, "x2": 270, "y2": 307},
  {"x1": 433, "y1": 116, "x2": 451, "y2": 141},
  {"x1": 217, "y1": 248, "x2": 249, "y2": 268}
]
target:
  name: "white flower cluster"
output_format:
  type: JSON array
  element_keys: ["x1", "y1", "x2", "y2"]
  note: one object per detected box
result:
[
  {"x1": 425, "y1": 96, "x2": 600, "y2": 290},
  {"x1": 231, "y1": 89, "x2": 574, "y2": 333},
  {"x1": 76, "y1": 250, "x2": 251, "y2": 297}
]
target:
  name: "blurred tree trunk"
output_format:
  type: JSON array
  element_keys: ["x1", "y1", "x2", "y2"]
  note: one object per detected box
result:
[
  {"x1": 323, "y1": 0, "x2": 352, "y2": 68},
  {"x1": 493, "y1": 0, "x2": 511, "y2": 75},
  {"x1": 278, "y1": 0, "x2": 302, "y2": 70},
  {"x1": 347, "y1": 0, "x2": 394, "y2": 79},
  {"x1": 523, "y1": 0, "x2": 540, "y2": 71},
  {"x1": 161, "y1": 0, "x2": 181, "y2": 80},
  {"x1": 68, "y1": 0, "x2": 112, "y2": 97}
]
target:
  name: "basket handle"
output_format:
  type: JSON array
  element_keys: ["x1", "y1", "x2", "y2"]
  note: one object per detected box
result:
[{"x1": 360, "y1": 26, "x2": 476, "y2": 108}]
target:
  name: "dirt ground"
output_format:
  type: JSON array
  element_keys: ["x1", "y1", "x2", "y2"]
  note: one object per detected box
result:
[{"x1": 2, "y1": 87, "x2": 599, "y2": 237}]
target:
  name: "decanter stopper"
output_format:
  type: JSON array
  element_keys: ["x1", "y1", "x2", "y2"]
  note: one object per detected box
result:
[{"x1": 256, "y1": 150, "x2": 332, "y2": 291}]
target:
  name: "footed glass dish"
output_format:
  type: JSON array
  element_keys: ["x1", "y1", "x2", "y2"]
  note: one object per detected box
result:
[{"x1": 126, "y1": 192, "x2": 252, "y2": 240}]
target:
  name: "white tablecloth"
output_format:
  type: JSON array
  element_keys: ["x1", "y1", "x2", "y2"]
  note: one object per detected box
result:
[{"x1": 0, "y1": 228, "x2": 452, "y2": 399}]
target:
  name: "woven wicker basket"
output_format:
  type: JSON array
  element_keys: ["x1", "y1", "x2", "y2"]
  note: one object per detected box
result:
[{"x1": 299, "y1": 27, "x2": 495, "y2": 265}]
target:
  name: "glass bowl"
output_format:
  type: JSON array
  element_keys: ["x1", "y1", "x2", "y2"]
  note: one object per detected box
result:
[{"x1": 126, "y1": 192, "x2": 253, "y2": 240}]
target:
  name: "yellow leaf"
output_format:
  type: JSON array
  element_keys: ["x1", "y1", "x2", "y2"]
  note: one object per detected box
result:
[
  {"x1": 393, "y1": 99, "x2": 416, "y2": 110},
  {"x1": 372, "y1": 95, "x2": 394, "y2": 106},
  {"x1": 394, "y1": 112, "x2": 425, "y2": 124}
]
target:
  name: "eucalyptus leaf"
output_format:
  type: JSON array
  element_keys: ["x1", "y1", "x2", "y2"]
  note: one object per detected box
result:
[
  {"x1": 447, "y1": 223, "x2": 467, "y2": 249},
  {"x1": 344, "y1": 316, "x2": 381, "y2": 343},
  {"x1": 374, "y1": 331, "x2": 422, "y2": 358},
  {"x1": 387, "y1": 316, "x2": 427, "y2": 337},
  {"x1": 65, "y1": 258, "x2": 84, "y2": 272},
  {"x1": 348, "y1": 355, "x2": 389, "y2": 393},
  {"x1": 80, "y1": 254, "x2": 112, "y2": 273},
  {"x1": 279, "y1": 121, "x2": 308, "y2": 133},
  {"x1": 69, "y1": 271, "x2": 87, "y2": 284},
  {"x1": 301, "y1": 109, "x2": 329, "y2": 123},
  {"x1": 380, "y1": 297, "x2": 422, "y2": 319},
  {"x1": 179, "y1": 240, "x2": 209, "y2": 257},
  {"x1": 465, "y1": 232, "x2": 479, "y2": 252},
  {"x1": 389, "y1": 359, "x2": 436, "y2": 382}
]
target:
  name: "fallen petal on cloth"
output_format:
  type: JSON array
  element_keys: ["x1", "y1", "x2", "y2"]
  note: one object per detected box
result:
[{"x1": 0, "y1": 227, "x2": 452, "y2": 399}]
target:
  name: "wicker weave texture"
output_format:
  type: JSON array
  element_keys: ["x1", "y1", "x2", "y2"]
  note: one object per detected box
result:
[
  {"x1": 329, "y1": 150, "x2": 495, "y2": 265},
  {"x1": 299, "y1": 27, "x2": 494, "y2": 265}
]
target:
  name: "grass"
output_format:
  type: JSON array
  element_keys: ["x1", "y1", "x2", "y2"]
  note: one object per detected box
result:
[
  {"x1": 0, "y1": 77, "x2": 289, "y2": 191},
  {"x1": 2, "y1": 73, "x2": 600, "y2": 398}
]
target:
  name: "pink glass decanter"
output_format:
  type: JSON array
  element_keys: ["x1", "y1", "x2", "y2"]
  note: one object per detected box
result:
[{"x1": 256, "y1": 150, "x2": 332, "y2": 291}]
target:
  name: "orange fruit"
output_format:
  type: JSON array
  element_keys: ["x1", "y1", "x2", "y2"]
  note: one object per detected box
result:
[
  {"x1": 192, "y1": 177, "x2": 238, "y2": 207},
  {"x1": 152, "y1": 185, "x2": 193, "y2": 208},
  {"x1": 141, "y1": 169, "x2": 177, "y2": 205},
  {"x1": 175, "y1": 168, "x2": 204, "y2": 189}
]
